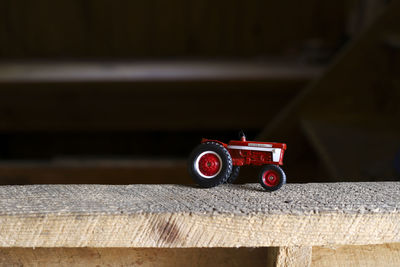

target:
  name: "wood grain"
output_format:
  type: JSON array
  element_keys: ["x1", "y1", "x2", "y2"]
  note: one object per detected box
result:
[
  {"x1": 0, "y1": 183, "x2": 399, "y2": 248},
  {"x1": 276, "y1": 246, "x2": 312, "y2": 267},
  {"x1": 312, "y1": 243, "x2": 400, "y2": 267}
]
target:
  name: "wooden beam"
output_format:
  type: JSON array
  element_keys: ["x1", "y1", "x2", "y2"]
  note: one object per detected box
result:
[
  {"x1": 1, "y1": 244, "x2": 399, "y2": 266},
  {"x1": 267, "y1": 246, "x2": 312, "y2": 267},
  {"x1": 0, "y1": 183, "x2": 399, "y2": 248},
  {"x1": 312, "y1": 243, "x2": 400, "y2": 267},
  {"x1": 275, "y1": 246, "x2": 312, "y2": 267},
  {"x1": 0, "y1": 61, "x2": 321, "y2": 83},
  {"x1": 0, "y1": 247, "x2": 272, "y2": 267}
]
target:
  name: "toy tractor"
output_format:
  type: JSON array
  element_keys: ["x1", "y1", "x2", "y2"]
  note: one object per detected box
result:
[{"x1": 188, "y1": 132, "x2": 287, "y2": 191}]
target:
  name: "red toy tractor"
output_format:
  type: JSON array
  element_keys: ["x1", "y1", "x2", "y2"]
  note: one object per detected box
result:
[{"x1": 188, "y1": 132, "x2": 287, "y2": 191}]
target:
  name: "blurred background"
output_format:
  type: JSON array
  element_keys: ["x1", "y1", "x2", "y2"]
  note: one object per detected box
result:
[{"x1": 0, "y1": 0, "x2": 399, "y2": 185}]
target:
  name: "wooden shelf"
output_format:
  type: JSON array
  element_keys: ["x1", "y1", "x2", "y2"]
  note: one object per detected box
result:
[
  {"x1": 0, "y1": 182, "x2": 399, "y2": 266},
  {"x1": 0, "y1": 182, "x2": 399, "y2": 247}
]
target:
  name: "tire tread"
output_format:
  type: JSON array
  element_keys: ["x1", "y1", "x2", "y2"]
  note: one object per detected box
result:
[{"x1": 188, "y1": 142, "x2": 233, "y2": 188}]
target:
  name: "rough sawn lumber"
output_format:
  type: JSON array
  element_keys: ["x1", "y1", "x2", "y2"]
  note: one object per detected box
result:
[{"x1": 0, "y1": 183, "x2": 399, "y2": 247}]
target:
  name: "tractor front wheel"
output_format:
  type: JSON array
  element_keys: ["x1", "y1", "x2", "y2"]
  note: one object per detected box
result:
[{"x1": 258, "y1": 165, "x2": 286, "y2": 191}]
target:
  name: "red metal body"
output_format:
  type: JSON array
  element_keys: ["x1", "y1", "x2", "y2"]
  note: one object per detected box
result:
[{"x1": 201, "y1": 138, "x2": 286, "y2": 166}]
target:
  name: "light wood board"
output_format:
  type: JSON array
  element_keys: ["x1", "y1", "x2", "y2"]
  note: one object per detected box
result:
[{"x1": 0, "y1": 183, "x2": 399, "y2": 248}]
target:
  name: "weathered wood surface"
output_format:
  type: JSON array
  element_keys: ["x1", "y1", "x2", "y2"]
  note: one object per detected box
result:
[{"x1": 0, "y1": 183, "x2": 399, "y2": 247}]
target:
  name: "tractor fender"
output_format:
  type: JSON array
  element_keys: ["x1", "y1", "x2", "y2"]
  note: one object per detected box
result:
[{"x1": 200, "y1": 138, "x2": 228, "y2": 148}]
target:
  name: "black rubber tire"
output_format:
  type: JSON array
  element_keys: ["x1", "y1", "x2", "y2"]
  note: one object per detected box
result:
[
  {"x1": 258, "y1": 165, "x2": 286, "y2": 191},
  {"x1": 226, "y1": 166, "x2": 240, "y2": 183},
  {"x1": 188, "y1": 142, "x2": 233, "y2": 188}
]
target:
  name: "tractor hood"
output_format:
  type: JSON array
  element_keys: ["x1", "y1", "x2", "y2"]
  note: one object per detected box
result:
[{"x1": 228, "y1": 140, "x2": 286, "y2": 150}]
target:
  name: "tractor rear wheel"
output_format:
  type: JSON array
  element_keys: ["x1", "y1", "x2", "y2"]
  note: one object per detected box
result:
[
  {"x1": 188, "y1": 142, "x2": 233, "y2": 188},
  {"x1": 259, "y1": 165, "x2": 286, "y2": 191}
]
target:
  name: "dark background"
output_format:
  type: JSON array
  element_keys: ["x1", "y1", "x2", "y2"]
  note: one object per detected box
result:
[{"x1": 0, "y1": 0, "x2": 399, "y2": 185}]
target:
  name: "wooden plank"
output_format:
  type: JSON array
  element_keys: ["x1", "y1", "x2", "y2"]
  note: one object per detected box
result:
[
  {"x1": 276, "y1": 246, "x2": 312, "y2": 267},
  {"x1": 312, "y1": 243, "x2": 400, "y2": 267},
  {"x1": 0, "y1": 183, "x2": 399, "y2": 247},
  {"x1": 0, "y1": 61, "x2": 321, "y2": 83},
  {"x1": 267, "y1": 246, "x2": 312, "y2": 267},
  {"x1": 0, "y1": 247, "x2": 271, "y2": 267},
  {"x1": 1, "y1": 245, "x2": 399, "y2": 267}
]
